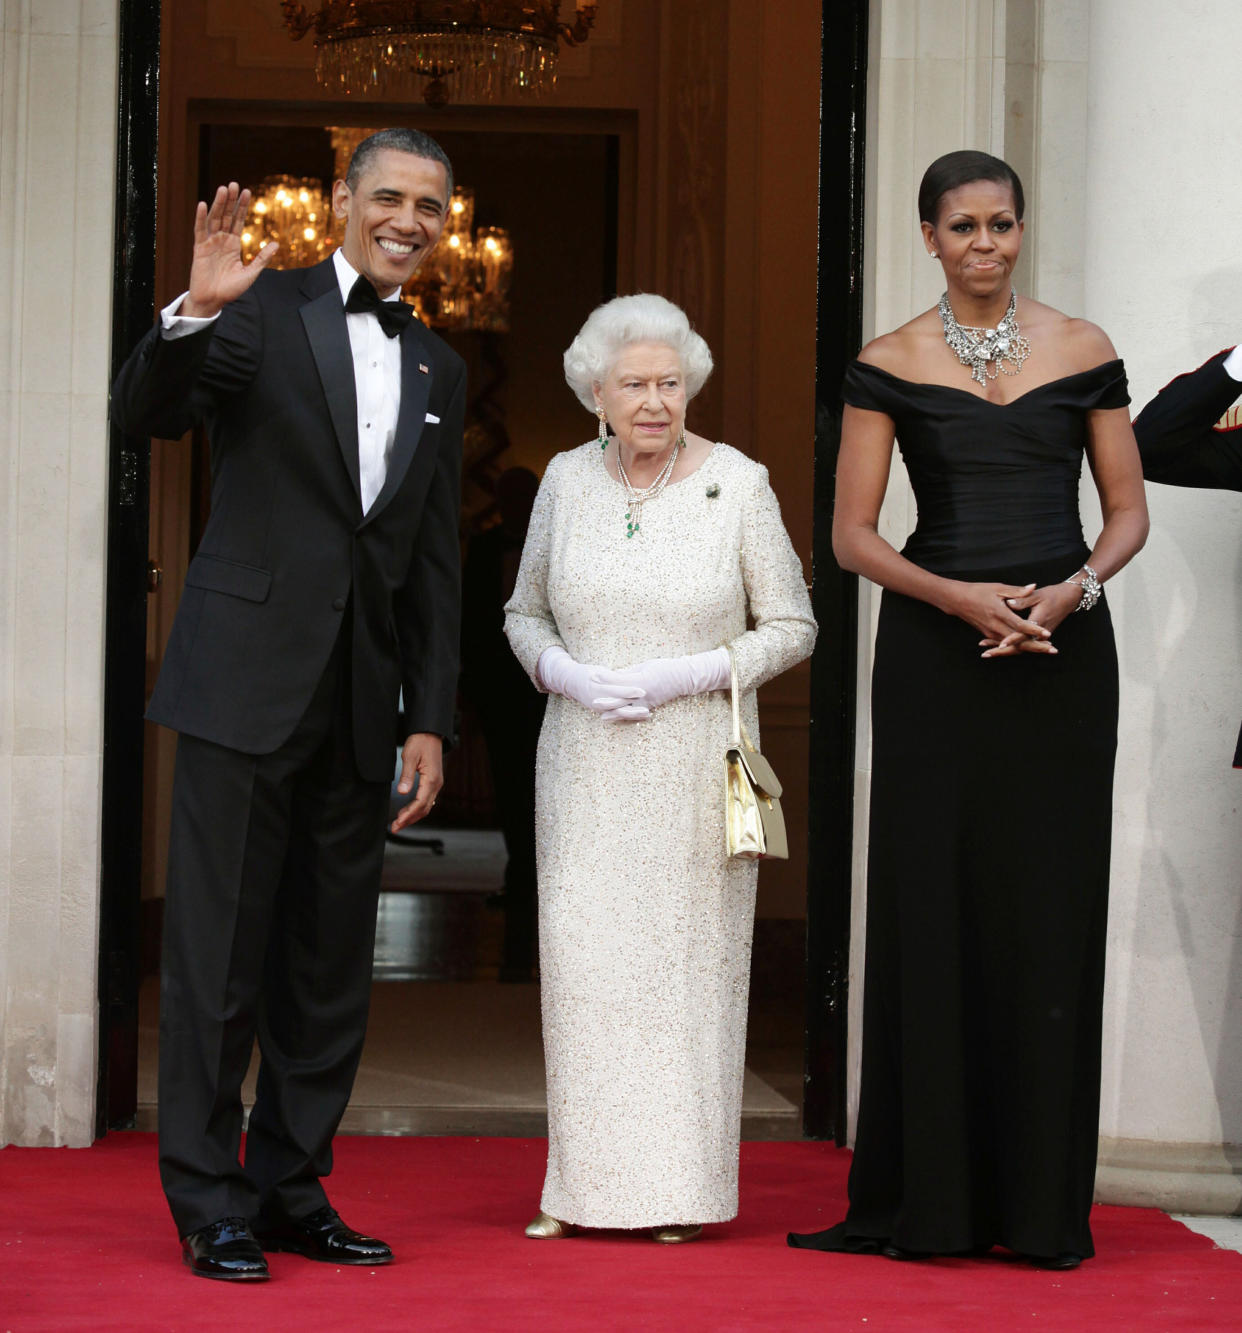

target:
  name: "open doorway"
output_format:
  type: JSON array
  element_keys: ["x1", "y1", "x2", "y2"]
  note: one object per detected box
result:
[
  {"x1": 133, "y1": 114, "x2": 647, "y2": 1133},
  {"x1": 102, "y1": 0, "x2": 842, "y2": 1144},
  {"x1": 128, "y1": 111, "x2": 805, "y2": 1138}
]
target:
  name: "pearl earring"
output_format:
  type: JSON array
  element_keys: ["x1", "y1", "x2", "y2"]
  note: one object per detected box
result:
[{"x1": 596, "y1": 407, "x2": 608, "y2": 450}]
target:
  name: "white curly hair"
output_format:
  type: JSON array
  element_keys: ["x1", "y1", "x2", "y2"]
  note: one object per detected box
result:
[{"x1": 563, "y1": 293, "x2": 714, "y2": 412}]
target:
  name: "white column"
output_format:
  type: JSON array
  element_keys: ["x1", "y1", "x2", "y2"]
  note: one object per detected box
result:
[
  {"x1": 0, "y1": 0, "x2": 118, "y2": 1146},
  {"x1": 851, "y1": 0, "x2": 1009, "y2": 1130},
  {"x1": 1001, "y1": 0, "x2": 1089, "y2": 316},
  {"x1": 1082, "y1": 0, "x2": 1242, "y2": 1211}
]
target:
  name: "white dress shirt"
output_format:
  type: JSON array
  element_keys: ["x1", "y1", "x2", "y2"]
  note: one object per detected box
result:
[
  {"x1": 159, "y1": 246, "x2": 405, "y2": 514},
  {"x1": 1224, "y1": 345, "x2": 1242, "y2": 382},
  {"x1": 331, "y1": 248, "x2": 403, "y2": 513}
]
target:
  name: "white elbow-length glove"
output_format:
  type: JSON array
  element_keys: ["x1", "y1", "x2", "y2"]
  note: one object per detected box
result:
[
  {"x1": 598, "y1": 647, "x2": 731, "y2": 711},
  {"x1": 537, "y1": 645, "x2": 651, "y2": 722}
]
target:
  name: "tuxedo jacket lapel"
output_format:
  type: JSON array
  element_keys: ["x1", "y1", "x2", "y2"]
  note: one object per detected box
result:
[
  {"x1": 299, "y1": 264, "x2": 362, "y2": 511},
  {"x1": 362, "y1": 319, "x2": 433, "y2": 526}
]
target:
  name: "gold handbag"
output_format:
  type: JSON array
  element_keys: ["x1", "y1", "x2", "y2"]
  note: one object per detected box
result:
[{"x1": 724, "y1": 648, "x2": 788, "y2": 860}]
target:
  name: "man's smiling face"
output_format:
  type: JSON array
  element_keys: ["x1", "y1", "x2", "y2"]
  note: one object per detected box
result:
[{"x1": 332, "y1": 149, "x2": 449, "y2": 297}]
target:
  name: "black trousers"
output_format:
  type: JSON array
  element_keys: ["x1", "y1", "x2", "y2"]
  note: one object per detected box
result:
[{"x1": 157, "y1": 621, "x2": 390, "y2": 1236}]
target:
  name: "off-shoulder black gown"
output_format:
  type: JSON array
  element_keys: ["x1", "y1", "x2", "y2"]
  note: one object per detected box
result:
[{"x1": 791, "y1": 358, "x2": 1131, "y2": 1263}]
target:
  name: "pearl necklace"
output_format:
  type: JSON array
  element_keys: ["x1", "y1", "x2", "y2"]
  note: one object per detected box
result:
[
  {"x1": 614, "y1": 435, "x2": 683, "y2": 538},
  {"x1": 938, "y1": 289, "x2": 1031, "y2": 386}
]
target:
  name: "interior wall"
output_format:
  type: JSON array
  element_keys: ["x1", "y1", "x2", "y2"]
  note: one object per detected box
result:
[
  {"x1": 145, "y1": 0, "x2": 822, "y2": 920},
  {"x1": 723, "y1": 0, "x2": 821, "y2": 918}
]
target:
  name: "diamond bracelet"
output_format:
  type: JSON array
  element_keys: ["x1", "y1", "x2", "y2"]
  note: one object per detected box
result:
[{"x1": 1064, "y1": 564, "x2": 1102, "y2": 612}]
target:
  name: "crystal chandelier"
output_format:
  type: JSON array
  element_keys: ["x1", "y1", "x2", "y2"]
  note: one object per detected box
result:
[
  {"x1": 406, "y1": 188, "x2": 514, "y2": 331},
  {"x1": 238, "y1": 166, "x2": 513, "y2": 333},
  {"x1": 281, "y1": 1, "x2": 598, "y2": 108},
  {"x1": 239, "y1": 176, "x2": 336, "y2": 268}
]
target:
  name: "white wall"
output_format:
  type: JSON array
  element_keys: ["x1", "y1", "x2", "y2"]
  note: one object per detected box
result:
[
  {"x1": 852, "y1": 0, "x2": 1010, "y2": 1134},
  {"x1": 0, "y1": 0, "x2": 117, "y2": 1146},
  {"x1": 1083, "y1": 0, "x2": 1242, "y2": 1208},
  {"x1": 856, "y1": 0, "x2": 1242, "y2": 1208}
]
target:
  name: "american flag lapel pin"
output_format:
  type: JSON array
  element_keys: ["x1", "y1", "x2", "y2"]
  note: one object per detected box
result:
[{"x1": 419, "y1": 363, "x2": 430, "y2": 375}]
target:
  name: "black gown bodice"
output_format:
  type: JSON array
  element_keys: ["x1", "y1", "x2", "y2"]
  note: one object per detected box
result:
[{"x1": 843, "y1": 358, "x2": 1131, "y2": 574}]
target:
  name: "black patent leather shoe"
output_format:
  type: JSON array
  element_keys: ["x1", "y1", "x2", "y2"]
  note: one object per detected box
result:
[
  {"x1": 181, "y1": 1217, "x2": 270, "y2": 1281},
  {"x1": 1026, "y1": 1251, "x2": 1082, "y2": 1271},
  {"x1": 255, "y1": 1205, "x2": 393, "y2": 1265}
]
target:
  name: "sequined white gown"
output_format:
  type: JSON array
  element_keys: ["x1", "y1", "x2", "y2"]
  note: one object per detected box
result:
[{"x1": 504, "y1": 442, "x2": 816, "y2": 1228}]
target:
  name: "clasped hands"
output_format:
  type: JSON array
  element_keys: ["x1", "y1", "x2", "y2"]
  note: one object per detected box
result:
[
  {"x1": 538, "y1": 645, "x2": 730, "y2": 722},
  {"x1": 950, "y1": 579, "x2": 1083, "y2": 659}
]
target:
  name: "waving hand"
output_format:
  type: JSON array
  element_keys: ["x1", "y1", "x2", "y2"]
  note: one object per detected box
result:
[{"x1": 182, "y1": 183, "x2": 278, "y2": 319}]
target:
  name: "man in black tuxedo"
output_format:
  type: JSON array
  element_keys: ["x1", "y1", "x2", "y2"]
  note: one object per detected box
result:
[
  {"x1": 112, "y1": 129, "x2": 465, "y2": 1280},
  {"x1": 1132, "y1": 346, "x2": 1242, "y2": 767}
]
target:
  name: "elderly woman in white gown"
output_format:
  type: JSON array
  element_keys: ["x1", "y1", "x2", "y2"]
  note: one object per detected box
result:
[{"x1": 504, "y1": 294, "x2": 816, "y2": 1243}]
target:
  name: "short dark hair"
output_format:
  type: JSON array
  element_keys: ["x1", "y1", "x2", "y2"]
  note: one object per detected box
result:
[
  {"x1": 346, "y1": 129, "x2": 454, "y2": 204},
  {"x1": 917, "y1": 150, "x2": 1024, "y2": 225}
]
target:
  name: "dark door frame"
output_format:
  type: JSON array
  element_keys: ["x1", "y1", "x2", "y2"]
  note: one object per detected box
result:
[
  {"x1": 97, "y1": 0, "x2": 160, "y2": 1134},
  {"x1": 802, "y1": 0, "x2": 868, "y2": 1143},
  {"x1": 97, "y1": 0, "x2": 867, "y2": 1140}
]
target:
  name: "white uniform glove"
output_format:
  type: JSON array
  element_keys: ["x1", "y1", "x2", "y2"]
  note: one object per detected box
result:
[
  {"x1": 597, "y1": 647, "x2": 731, "y2": 711},
  {"x1": 536, "y1": 645, "x2": 651, "y2": 722}
]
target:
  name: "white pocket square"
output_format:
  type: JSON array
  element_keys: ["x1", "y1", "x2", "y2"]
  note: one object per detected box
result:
[{"x1": 425, "y1": 413, "x2": 441, "y2": 423}]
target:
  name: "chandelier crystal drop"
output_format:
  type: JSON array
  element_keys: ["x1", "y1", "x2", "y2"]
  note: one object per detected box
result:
[{"x1": 281, "y1": 1, "x2": 599, "y2": 107}]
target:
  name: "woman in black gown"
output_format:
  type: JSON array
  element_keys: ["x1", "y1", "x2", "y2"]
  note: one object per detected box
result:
[{"x1": 789, "y1": 152, "x2": 1149, "y2": 1269}]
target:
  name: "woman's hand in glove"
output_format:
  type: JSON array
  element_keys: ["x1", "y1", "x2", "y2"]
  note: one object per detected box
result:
[
  {"x1": 536, "y1": 645, "x2": 651, "y2": 721},
  {"x1": 597, "y1": 647, "x2": 730, "y2": 711}
]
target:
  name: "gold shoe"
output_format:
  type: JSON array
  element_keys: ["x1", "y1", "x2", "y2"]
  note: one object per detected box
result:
[
  {"x1": 651, "y1": 1224, "x2": 703, "y2": 1244},
  {"x1": 525, "y1": 1211, "x2": 575, "y2": 1239}
]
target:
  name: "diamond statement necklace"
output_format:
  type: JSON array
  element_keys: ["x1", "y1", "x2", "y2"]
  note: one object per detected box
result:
[{"x1": 938, "y1": 289, "x2": 1031, "y2": 386}]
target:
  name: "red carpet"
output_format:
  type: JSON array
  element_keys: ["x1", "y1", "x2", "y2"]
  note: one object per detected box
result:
[{"x1": 2, "y1": 1136, "x2": 1240, "y2": 1331}]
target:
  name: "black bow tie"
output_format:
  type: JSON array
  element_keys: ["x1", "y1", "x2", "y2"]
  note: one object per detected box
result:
[{"x1": 345, "y1": 276, "x2": 413, "y2": 339}]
